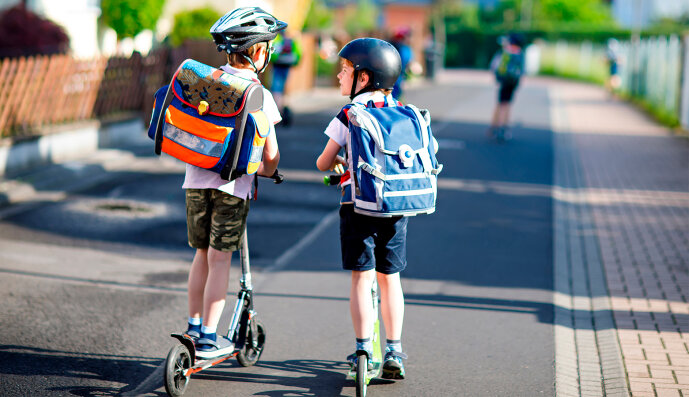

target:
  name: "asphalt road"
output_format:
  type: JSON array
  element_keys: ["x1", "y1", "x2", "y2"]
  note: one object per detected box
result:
[{"x1": 0, "y1": 71, "x2": 555, "y2": 396}]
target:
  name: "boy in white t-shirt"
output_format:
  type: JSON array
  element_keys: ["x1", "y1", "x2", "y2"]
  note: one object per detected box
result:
[{"x1": 183, "y1": 7, "x2": 286, "y2": 360}]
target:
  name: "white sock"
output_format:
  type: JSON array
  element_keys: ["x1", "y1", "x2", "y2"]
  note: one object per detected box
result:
[
  {"x1": 188, "y1": 317, "x2": 202, "y2": 326},
  {"x1": 201, "y1": 325, "x2": 217, "y2": 335}
]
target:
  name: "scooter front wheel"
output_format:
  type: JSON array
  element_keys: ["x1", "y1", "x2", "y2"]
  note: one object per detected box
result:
[
  {"x1": 164, "y1": 343, "x2": 192, "y2": 397},
  {"x1": 236, "y1": 318, "x2": 266, "y2": 367},
  {"x1": 356, "y1": 353, "x2": 368, "y2": 397}
]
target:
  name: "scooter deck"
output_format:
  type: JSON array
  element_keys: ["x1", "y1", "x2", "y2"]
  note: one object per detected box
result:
[
  {"x1": 188, "y1": 351, "x2": 239, "y2": 373},
  {"x1": 170, "y1": 333, "x2": 240, "y2": 374}
]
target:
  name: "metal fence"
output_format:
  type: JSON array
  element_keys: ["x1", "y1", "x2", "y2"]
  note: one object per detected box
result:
[
  {"x1": 538, "y1": 35, "x2": 689, "y2": 130},
  {"x1": 618, "y1": 35, "x2": 683, "y2": 119}
]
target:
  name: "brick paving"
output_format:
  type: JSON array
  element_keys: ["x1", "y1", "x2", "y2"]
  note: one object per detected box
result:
[{"x1": 551, "y1": 78, "x2": 689, "y2": 396}]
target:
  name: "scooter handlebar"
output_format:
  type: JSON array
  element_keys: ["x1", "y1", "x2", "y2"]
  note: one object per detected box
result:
[{"x1": 261, "y1": 169, "x2": 284, "y2": 184}]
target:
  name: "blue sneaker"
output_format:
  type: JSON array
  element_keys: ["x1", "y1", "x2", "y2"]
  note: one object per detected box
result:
[
  {"x1": 195, "y1": 334, "x2": 234, "y2": 359},
  {"x1": 381, "y1": 351, "x2": 407, "y2": 379},
  {"x1": 185, "y1": 324, "x2": 201, "y2": 340}
]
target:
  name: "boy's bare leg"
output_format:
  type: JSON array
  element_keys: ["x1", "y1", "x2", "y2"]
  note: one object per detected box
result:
[
  {"x1": 499, "y1": 103, "x2": 512, "y2": 127},
  {"x1": 377, "y1": 272, "x2": 404, "y2": 340},
  {"x1": 188, "y1": 248, "x2": 209, "y2": 319},
  {"x1": 202, "y1": 247, "x2": 233, "y2": 327},
  {"x1": 488, "y1": 103, "x2": 501, "y2": 136},
  {"x1": 491, "y1": 104, "x2": 501, "y2": 128},
  {"x1": 350, "y1": 270, "x2": 376, "y2": 338}
]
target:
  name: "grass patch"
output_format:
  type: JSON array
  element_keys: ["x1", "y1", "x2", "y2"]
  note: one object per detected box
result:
[{"x1": 618, "y1": 92, "x2": 681, "y2": 128}]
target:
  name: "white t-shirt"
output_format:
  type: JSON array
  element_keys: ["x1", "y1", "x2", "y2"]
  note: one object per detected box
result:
[{"x1": 182, "y1": 64, "x2": 281, "y2": 199}]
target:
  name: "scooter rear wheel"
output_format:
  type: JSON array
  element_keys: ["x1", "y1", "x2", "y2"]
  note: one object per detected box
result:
[
  {"x1": 164, "y1": 344, "x2": 192, "y2": 397},
  {"x1": 236, "y1": 319, "x2": 266, "y2": 367}
]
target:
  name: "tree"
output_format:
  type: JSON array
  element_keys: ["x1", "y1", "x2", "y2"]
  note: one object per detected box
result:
[
  {"x1": 344, "y1": 0, "x2": 378, "y2": 36},
  {"x1": 477, "y1": 0, "x2": 614, "y2": 28},
  {"x1": 303, "y1": 0, "x2": 333, "y2": 32},
  {"x1": 100, "y1": 0, "x2": 166, "y2": 39},
  {"x1": 534, "y1": 0, "x2": 613, "y2": 26},
  {"x1": 168, "y1": 7, "x2": 221, "y2": 47}
]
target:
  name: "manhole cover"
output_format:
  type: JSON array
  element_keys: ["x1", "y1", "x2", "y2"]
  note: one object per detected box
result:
[
  {"x1": 96, "y1": 203, "x2": 150, "y2": 213},
  {"x1": 67, "y1": 199, "x2": 169, "y2": 219}
]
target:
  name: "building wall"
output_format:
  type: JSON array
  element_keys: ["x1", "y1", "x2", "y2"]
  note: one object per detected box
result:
[{"x1": 383, "y1": 5, "x2": 431, "y2": 68}]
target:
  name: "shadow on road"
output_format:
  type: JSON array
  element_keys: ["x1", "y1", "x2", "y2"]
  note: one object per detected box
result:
[
  {"x1": 189, "y1": 359, "x2": 354, "y2": 396},
  {"x1": 0, "y1": 345, "x2": 162, "y2": 396}
]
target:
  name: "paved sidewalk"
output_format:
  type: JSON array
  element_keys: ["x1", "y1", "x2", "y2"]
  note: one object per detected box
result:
[{"x1": 550, "y1": 78, "x2": 689, "y2": 396}]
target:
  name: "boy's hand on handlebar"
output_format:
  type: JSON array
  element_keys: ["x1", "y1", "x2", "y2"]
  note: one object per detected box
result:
[
  {"x1": 258, "y1": 169, "x2": 283, "y2": 184},
  {"x1": 331, "y1": 156, "x2": 346, "y2": 174}
]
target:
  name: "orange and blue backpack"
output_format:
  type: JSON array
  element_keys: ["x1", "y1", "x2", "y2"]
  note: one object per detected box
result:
[{"x1": 147, "y1": 59, "x2": 271, "y2": 181}]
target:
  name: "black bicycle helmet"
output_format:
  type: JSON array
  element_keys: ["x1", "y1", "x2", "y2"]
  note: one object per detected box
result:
[
  {"x1": 210, "y1": 7, "x2": 287, "y2": 53},
  {"x1": 339, "y1": 38, "x2": 402, "y2": 99}
]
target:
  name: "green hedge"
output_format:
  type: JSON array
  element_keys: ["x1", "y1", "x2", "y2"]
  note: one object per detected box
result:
[{"x1": 443, "y1": 22, "x2": 685, "y2": 68}]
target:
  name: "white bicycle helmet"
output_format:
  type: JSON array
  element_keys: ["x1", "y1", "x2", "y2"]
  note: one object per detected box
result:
[{"x1": 210, "y1": 7, "x2": 287, "y2": 54}]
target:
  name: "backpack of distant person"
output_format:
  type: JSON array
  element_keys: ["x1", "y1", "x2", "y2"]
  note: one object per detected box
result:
[
  {"x1": 495, "y1": 51, "x2": 523, "y2": 84},
  {"x1": 147, "y1": 59, "x2": 270, "y2": 181},
  {"x1": 271, "y1": 36, "x2": 300, "y2": 67},
  {"x1": 344, "y1": 99, "x2": 442, "y2": 217}
]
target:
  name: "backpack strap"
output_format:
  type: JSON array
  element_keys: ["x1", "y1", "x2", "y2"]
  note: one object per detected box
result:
[
  {"x1": 407, "y1": 104, "x2": 443, "y2": 175},
  {"x1": 407, "y1": 104, "x2": 430, "y2": 149}
]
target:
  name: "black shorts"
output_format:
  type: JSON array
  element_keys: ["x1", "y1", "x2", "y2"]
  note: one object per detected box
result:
[
  {"x1": 339, "y1": 205, "x2": 408, "y2": 274},
  {"x1": 499, "y1": 81, "x2": 519, "y2": 103}
]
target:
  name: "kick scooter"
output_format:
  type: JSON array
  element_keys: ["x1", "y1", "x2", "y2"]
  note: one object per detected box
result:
[
  {"x1": 347, "y1": 278, "x2": 383, "y2": 397},
  {"x1": 325, "y1": 174, "x2": 383, "y2": 397},
  {"x1": 164, "y1": 172, "x2": 283, "y2": 397}
]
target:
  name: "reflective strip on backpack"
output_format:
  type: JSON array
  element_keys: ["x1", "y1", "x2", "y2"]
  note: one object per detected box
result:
[
  {"x1": 163, "y1": 123, "x2": 224, "y2": 157},
  {"x1": 359, "y1": 161, "x2": 438, "y2": 181},
  {"x1": 354, "y1": 198, "x2": 379, "y2": 210},
  {"x1": 383, "y1": 188, "x2": 435, "y2": 198}
]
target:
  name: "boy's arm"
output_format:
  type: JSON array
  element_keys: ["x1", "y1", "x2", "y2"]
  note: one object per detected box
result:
[
  {"x1": 257, "y1": 126, "x2": 279, "y2": 176},
  {"x1": 317, "y1": 138, "x2": 346, "y2": 173}
]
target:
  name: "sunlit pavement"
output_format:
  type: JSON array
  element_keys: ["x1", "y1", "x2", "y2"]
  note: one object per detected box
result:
[{"x1": 0, "y1": 69, "x2": 687, "y2": 396}]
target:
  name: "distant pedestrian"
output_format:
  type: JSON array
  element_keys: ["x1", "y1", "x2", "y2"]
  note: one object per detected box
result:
[
  {"x1": 423, "y1": 34, "x2": 439, "y2": 81},
  {"x1": 605, "y1": 38, "x2": 621, "y2": 95},
  {"x1": 488, "y1": 33, "x2": 525, "y2": 141},
  {"x1": 270, "y1": 32, "x2": 301, "y2": 127},
  {"x1": 390, "y1": 27, "x2": 413, "y2": 100}
]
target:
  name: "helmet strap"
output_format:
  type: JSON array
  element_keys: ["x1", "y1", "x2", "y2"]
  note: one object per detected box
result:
[
  {"x1": 238, "y1": 46, "x2": 270, "y2": 74},
  {"x1": 239, "y1": 53, "x2": 259, "y2": 74},
  {"x1": 349, "y1": 70, "x2": 359, "y2": 101},
  {"x1": 349, "y1": 70, "x2": 374, "y2": 100}
]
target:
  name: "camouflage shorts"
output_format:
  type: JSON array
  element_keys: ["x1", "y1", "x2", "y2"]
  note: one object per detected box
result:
[{"x1": 185, "y1": 189, "x2": 250, "y2": 252}]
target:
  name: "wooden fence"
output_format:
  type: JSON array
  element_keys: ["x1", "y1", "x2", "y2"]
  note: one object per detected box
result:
[
  {"x1": 0, "y1": 49, "x2": 170, "y2": 139},
  {"x1": 0, "y1": 33, "x2": 318, "y2": 139}
]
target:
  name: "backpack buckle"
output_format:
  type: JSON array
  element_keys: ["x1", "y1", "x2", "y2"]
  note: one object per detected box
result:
[{"x1": 398, "y1": 144, "x2": 415, "y2": 168}]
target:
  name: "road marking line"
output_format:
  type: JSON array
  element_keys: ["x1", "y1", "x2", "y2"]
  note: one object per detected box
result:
[
  {"x1": 121, "y1": 365, "x2": 164, "y2": 396},
  {"x1": 254, "y1": 208, "x2": 339, "y2": 289}
]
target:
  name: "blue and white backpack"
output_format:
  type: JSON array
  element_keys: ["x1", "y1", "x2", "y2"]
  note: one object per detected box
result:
[{"x1": 345, "y1": 100, "x2": 442, "y2": 217}]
